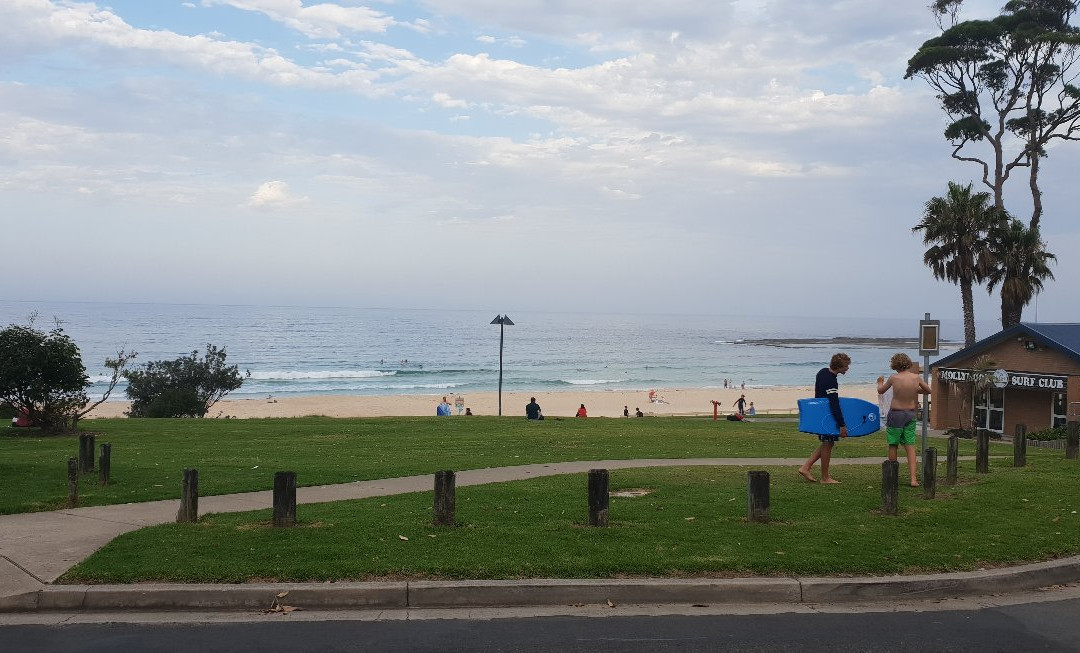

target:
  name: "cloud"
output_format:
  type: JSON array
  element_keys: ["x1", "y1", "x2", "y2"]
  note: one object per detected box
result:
[
  {"x1": 201, "y1": 0, "x2": 394, "y2": 38},
  {"x1": 246, "y1": 180, "x2": 308, "y2": 207}
]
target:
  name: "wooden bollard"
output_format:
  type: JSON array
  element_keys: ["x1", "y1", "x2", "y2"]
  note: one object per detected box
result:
[
  {"x1": 67, "y1": 457, "x2": 79, "y2": 508},
  {"x1": 946, "y1": 435, "x2": 959, "y2": 485},
  {"x1": 433, "y1": 470, "x2": 456, "y2": 526},
  {"x1": 78, "y1": 433, "x2": 95, "y2": 473},
  {"x1": 273, "y1": 471, "x2": 297, "y2": 527},
  {"x1": 1067, "y1": 422, "x2": 1079, "y2": 460},
  {"x1": 587, "y1": 469, "x2": 609, "y2": 527},
  {"x1": 747, "y1": 471, "x2": 770, "y2": 523},
  {"x1": 922, "y1": 447, "x2": 937, "y2": 500},
  {"x1": 1014, "y1": 423, "x2": 1027, "y2": 468},
  {"x1": 976, "y1": 429, "x2": 990, "y2": 473},
  {"x1": 881, "y1": 460, "x2": 899, "y2": 515},
  {"x1": 177, "y1": 469, "x2": 199, "y2": 523},
  {"x1": 99, "y1": 443, "x2": 111, "y2": 486}
]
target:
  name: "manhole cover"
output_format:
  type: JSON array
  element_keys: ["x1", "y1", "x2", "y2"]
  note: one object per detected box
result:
[{"x1": 610, "y1": 488, "x2": 652, "y2": 498}]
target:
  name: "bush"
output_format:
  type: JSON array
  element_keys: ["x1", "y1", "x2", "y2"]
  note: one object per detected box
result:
[
  {"x1": 0, "y1": 322, "x2": 89, "y2": 432},
  {"x1": 124, "y1": 344, "x2": 248, "y2": 418},
  {"x1": 1026, "y1": 426, "x2": 1067, "y2": 441},
  {"x1": 0, "y1": 320, "x2": 132, "y2": 433}
]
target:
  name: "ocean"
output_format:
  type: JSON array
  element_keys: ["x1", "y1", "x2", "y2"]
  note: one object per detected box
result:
[{"x1": 0, "y1": 301, "x2": 968, "y2": 401}]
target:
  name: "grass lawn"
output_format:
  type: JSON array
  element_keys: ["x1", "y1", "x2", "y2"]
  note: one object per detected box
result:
[
  {"x1": 1, "y1": 416, "x2": 961, "y2": 515},
  {"x1": 63, "y1": 456, "x2": 1080, "y2": 583}
]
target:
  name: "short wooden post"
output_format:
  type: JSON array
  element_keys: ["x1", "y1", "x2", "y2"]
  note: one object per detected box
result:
[
  {"x1": 433, "y1": 470, "x2": 456, "y2": 526},
  {"x1": 67, "y1": 457, "x2": 79, "y2": 508},
  {"x1": 78, "y1": 433, "x2": 95, "y2": 473},
  {"x1": 1014, "y1": 423, "x2": 1027, "y2": 467},
  {"x1": 946, "y1": 435, "x2": 959, "y2": 485},
  {"x1": 922, "y1": 447, "x2": 937, "y2": 500},
  {"x1": 1066, "y1": 422, "x2": 1079, "y2": 460},
  {"x1": 177, "y1": 468, "x2": 199, "y2": 523},
  {"x1": 587, "y1": 469, "x2": 609, "y2": 527},
  {"x1": 976, "y1": 429, "x2": 990, "y2": 473},
  {"x1": 881, "y1": 460, "x2": 899, "y2": 515},
  {"x1": 273, "y1": 471, "x2": 297, "y2": 527},
  {"x1": 98, "y1": 443, "x2": 111, "y2": 486},
  {"x1": 746, "y1": 471, "x2": 770, "y2": 523}
]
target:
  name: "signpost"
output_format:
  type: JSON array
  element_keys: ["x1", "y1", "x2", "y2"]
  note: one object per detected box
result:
[
  {"x1": 918, "y1": 313, "x2": 940, "y2": 458},
  {"x1": 490, "y1": 315, "x2": 514, "y2": 416}
]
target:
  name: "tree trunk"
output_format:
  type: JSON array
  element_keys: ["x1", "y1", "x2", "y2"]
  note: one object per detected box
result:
[
  {"x1": 1029, "y1": 133, "x2": 1042, "y2": 232},
  {"x1": 961, "y1": 281, "x2": 976, "y2": 346},
  {"x1": 1001, "y1": 296, "x2": 1023, "y2": 330}
]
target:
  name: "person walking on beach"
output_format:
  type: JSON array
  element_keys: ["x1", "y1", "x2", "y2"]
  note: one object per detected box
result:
[
  {"x1": 734, "y1": 394, "x2": 747, "y2": 415},
  {"x1": 526, "y1": 397, "x2": 542, "y2": 420},
  {"x1": 576, "y1": 404, "x2": 588, "y2": 418},
  {"x1": 877, "y1": 353, "x2": 931, "y2": 488},
  {"x1": 623, "y1": 405, "x2": 629, "y2": 418},
  {"x1": 798, "y1": 352, "x2": 851, "y2": 484}
]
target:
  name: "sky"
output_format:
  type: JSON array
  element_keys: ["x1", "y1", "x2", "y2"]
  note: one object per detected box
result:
[{"x1": 1, "y1": 0, "x2": 1077, "y2": 327}]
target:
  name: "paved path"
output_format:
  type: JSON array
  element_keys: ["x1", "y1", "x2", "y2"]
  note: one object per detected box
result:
[{"x1": 6, "y1": 455, "x2": 1054, "y2": 614}]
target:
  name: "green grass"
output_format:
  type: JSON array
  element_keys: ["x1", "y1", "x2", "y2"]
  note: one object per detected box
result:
[
  {"x1": 62, "y1": 457, "x2": 1080, "y2": 583},
  {"x1": 1, "y1": 416, "x2": 955, "y2": 515}
]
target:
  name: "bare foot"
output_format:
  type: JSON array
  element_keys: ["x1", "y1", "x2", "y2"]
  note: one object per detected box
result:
[
  {"x1": 821, "y1": 478, "x2": 841, "y2": 484},
  {"x1": 797, "y1": 468, "x2": 817, "y2": 483},
  {"x1": 910, "y1": 481, "x2": 920, "y2": 487}
]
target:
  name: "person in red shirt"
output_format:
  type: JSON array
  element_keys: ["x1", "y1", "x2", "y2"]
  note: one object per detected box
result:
[{"x1": 576, "y1": 404, "x2": 588, "y2": 418}]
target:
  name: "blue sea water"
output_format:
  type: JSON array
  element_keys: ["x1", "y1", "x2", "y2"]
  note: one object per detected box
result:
[{"x1": 0, "y1": 301, "x2": 968, "y2": 401}]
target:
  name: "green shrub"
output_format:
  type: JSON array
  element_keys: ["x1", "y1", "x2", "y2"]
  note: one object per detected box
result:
[
  {"x1": 1026, "y1": 425, "x2": 1067, "y2": 441},
  {"x1": 124, "y1": 344, "x2": 248, "y2": 418}
]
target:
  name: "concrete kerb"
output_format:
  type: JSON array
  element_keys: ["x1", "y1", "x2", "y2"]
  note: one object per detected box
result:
[{"x1": 3, "y1": 556, "x2": 1079, "y2": 613}]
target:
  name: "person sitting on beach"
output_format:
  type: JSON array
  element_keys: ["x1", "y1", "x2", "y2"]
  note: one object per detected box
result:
[
  {"x1": 436, "y1": 397, "x2": 453, "y2": 416},
  {"x1": 465, "y1": 407, "x2": 473, "y2": 416},
  {"x1": 576, "y1": 404, "x2": 588, "y2": 418},
  {"x1": 526, "y1": 397, "x2": 542, "y2": 420},
  {"x1": 747, "y1": 402, "x2": 756, "y2": 417},
  {"x1": 623, "y1": 405, "x2": 629, "y2": 418},
  {"x1": 877, "y1": 353, "x2": 931, "y2": 488},
  {"x1": 635, "y1": 407, "x2": 643, "y2": 418}
]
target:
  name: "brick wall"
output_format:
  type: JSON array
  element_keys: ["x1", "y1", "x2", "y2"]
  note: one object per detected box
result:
[{"x1": 930, "y1": 336, "x2": 1079, "y2": 432}]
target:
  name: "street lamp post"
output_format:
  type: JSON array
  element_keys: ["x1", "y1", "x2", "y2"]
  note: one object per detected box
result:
[{"x1": 490, "y1": 314, "x2": 514, "y2": 416}]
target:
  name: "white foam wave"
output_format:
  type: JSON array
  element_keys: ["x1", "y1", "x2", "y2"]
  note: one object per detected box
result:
[
  {"x1": 249, "y1": 370, "x2": 395, "y2": 381},
  {"x1": 564, "y1": 379, "x2": 623, "y2": 385}
]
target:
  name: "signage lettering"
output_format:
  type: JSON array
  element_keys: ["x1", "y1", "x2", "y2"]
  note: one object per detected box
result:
[{"x1": 937, "y1": 367, "x2": 1066, "y2": 391}]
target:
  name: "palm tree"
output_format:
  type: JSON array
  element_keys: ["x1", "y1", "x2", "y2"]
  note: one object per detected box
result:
[
  {"x1": 986, "y1": 219, "x2": 1056, "y2": 329},
  {"x1": 913, "y1": 182, "x2": 1002, "y2": 347}
]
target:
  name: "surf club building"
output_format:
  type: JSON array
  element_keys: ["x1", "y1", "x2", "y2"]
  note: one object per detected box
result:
[{"x1": 929, "y1": 323, "x2": 1080, "y2": 435}]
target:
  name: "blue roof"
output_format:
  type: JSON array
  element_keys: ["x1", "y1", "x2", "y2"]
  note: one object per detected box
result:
[{"x1": 932, "y1": 323, "x2": 1080, "y2": 369}]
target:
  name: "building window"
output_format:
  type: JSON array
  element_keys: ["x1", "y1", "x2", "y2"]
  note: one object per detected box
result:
[
  {"x1": 1053, "y1": 393, "x2": 1067, "y2": 429},
  {"x1": 974, "y1": 387, "x2": 1005, "y2": 433}
]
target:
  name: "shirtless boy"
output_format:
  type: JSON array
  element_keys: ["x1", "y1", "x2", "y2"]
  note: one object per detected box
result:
[{"x1": 877, "y1": 353, "x2": 932, "y2": 487}]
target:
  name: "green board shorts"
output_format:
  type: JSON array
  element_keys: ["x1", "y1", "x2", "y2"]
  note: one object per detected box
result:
[{"x1": 886, "y1": 409, "x2": 918, "y2": 446}]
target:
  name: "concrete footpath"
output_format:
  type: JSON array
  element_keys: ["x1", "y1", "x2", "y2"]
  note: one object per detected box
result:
[{"x1": 3, "y1": 456, "x2": 1075, "y2": 613}]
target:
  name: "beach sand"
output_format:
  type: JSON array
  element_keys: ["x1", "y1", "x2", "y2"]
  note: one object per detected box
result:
[{"x1": 83, "y1": 384, "x2": 879, "y2": 420}]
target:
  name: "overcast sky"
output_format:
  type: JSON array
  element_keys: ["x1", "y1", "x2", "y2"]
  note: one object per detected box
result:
[{"x1": 1, "y1": 0, "x2": 1077, "y2": 325}]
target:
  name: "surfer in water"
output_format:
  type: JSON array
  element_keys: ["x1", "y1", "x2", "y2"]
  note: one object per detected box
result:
[
  {"x1": 798, "y1": 352, "x2": 851, "y2": 483},
  {"x1": 877, "y1": 353, "x2": 931, "y2": 487}
]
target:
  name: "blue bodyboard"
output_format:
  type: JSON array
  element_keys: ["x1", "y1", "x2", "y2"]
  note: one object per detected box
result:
[{"x1": 798, "y1": 397, "x2": 880, "y2": 437}]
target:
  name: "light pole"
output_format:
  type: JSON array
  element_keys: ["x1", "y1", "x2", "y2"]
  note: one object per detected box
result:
[{"x1": 490, "y1": 314, "x2": 514, "y2": 416}]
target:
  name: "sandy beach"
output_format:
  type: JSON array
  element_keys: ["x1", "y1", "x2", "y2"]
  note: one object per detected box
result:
[{"x1": 83, "y1": 384, "x2": 880, "y2": 420}]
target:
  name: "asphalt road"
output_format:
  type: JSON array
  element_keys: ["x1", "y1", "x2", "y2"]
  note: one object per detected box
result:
[{"x1": 5, "y1": 597, "x2": 1080, "y2": 653}]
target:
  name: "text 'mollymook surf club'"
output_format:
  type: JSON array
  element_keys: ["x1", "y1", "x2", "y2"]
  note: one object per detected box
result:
[{"x1": 930, "y1": 323, "x2": 1080, "y2": 434}]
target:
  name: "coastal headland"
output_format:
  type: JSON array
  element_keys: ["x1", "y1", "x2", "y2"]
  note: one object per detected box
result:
[{"x1": 83, "y1": 384, "x2": 879, "y2": 419}]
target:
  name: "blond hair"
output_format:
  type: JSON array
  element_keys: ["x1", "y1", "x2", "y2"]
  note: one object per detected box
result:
[{"x1": 890, "y1": 352, "x2": 913, "y2": 372}]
